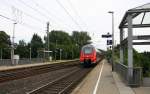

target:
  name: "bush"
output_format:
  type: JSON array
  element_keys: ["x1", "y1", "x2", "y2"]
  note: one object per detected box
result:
[{"x1": 112, "y1": 46, "x2": 150, "y2": 77}]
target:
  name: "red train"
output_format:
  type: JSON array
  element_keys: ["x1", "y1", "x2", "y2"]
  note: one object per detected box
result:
[{"x1": 80, "y1": 44, "x2": 103, "y2": 67}]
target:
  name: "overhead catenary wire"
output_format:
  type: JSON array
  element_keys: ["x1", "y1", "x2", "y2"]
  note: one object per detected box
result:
[
  {"x1": 55, "y1": 0, "x2": 83, "y2": 31},
  {"x1": 18, "y1": 0, "x2": 73, "y2": 31},
  {"x1": 12, "y1": 6, "x2": 45, "y2": 23},
  {"x1": 2, "y1": 0, "x2": 82, "y2": 32},
  {"x1": 4, "y1": 0, "x2": 70, "y2": 31},
  {"x1": 18, "y1": 8, "x2": 46, "y2": 23},
  {"x1": 1, "y1": 0, "x2": 44, "y2": 31},
  {"x1": 2, "y1": 0, "x2": 46, "y2": 23},
  {"x1": 21, "y1": 22, "x2": 43, "y2": 31},
  {"x1": 0, "y1": 14, "x2": 43, "y2": 31},
  {"x1": 30, "y1": 0, "x2": 74, "y2": 31},
  {"x1": 18, "y1": 0, "x2": 52, "y2": 20},
  {"x1": 6, "y1": 0, "x2": 81, "y2": 32},
  {"x1": 66, "y1": 0, "x2": 89, "y2": 31},
  {"x1": 66, "y1": 0, "x2": 92, "y2": 38},
  {"x1": 0, "y1": 14, "x2": 15, "y2": 22}
]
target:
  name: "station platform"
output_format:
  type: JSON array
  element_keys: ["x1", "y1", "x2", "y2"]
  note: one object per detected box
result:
[
  {"x1": 133, "y1": 86, "x2": 150, "y2": 94},
  {"x1": 0, "y1": 59, "x2": 78, "y2": 71},
  {"x1": 72, "y1": 59, "x2": 135, "y2": 94}
]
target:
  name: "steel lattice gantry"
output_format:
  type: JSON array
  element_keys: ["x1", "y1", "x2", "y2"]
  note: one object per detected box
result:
[{"x1": 119, "y1": 3, "x2": 150, "y2": 83}]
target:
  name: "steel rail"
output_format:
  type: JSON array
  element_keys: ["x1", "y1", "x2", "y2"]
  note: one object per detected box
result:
[{"x1": 27, "y1": 67, "x2": 92, "y2": 94}]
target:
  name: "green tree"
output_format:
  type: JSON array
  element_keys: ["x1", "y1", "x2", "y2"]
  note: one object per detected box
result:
[
  {"x1": 112, "y1": 45, "x2": 150, "y2": 77},
  {"x1": 44, "y1": 30, "x2": 72, "y2": 59},
  {"x1": 31, "y1": 34, "x2": 43, "y2": 58},
  {"x1": 140, "y1": 52, "x2": 150, "y2": 77},
  {"x1": 0, "y1": 31, "x2": 11, "y2": 48},
  {"x1": 44, "y1": 30, "x2": 91, "y2": 60},
  {"x1": 0, "y1": 31, "x2": 11, "y2": 59},
  {"x1": 72, "y1": 31, "x2": 91, "y2": 48},
  {"x1": 15, "y1": 40, "x2": 29, "y2": 58},
  {"x1": 45, "y1": 30, "x2": 72, "y2": 45},
  {"x1": 71, "y1": 31, "x2": 91, "y2": 58}
]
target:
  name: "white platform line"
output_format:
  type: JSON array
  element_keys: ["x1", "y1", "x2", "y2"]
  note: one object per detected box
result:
[{"x1": 93, "y1": 61, "x2": 104, "y2": 94}]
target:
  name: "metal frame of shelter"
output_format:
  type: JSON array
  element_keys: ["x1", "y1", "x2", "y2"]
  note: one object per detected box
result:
[{"x1": 119, "y1": 3, "x2": 150, "y2": 83}]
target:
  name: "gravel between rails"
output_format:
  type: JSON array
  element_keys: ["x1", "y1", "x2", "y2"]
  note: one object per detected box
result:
[
  {"x1": 27, "y1": 67, "x2": 92, "y2": 94},
  {"x1": 0, "y1": 66, "x2": 79, "y2": 94},
  {"x1": 0, "y1": 61, "x2": 79, "y2": 83}
]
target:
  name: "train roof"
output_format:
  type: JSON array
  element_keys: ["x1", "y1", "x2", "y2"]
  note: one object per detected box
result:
[
  {"x1": 81, "y1": 44, "x2": 103, "y2": 54},
  {"x1": 82, "y1": 44, "x2": 94, "y2": 48},
  {"x1": 81, "y1": 44, "x2": 95, "y2": 50}
]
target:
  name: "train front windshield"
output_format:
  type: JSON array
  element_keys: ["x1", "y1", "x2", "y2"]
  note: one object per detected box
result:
[{"x1": 83, "y1": 47, "x2": 93, "y2": 54}]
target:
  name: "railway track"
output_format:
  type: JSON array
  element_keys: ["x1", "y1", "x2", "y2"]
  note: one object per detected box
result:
[
  {"x1": 0, "y1": 60, "x2": 79, "y2": 83},
  {"x1": 27, "y1": 67, "x2": 92, "y2": 94}
]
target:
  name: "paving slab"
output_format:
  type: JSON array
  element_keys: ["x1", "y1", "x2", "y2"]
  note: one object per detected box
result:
[
  {"x1": 72, "y1": 59, "x2": 120, "y2": 94},
  {"x1": 96, "y1": 60, "x2": 119, "y2": 94},
  {"x1": 112, "y1": 72, "x2": 135, "y2": 94},
  {"x1": 132, "y1": 87, "x2": 150, "y2": 94}
]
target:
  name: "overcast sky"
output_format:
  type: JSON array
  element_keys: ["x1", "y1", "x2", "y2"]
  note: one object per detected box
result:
[{"x1": 0, "y1": 0, "x2": 150, "y2": 52}]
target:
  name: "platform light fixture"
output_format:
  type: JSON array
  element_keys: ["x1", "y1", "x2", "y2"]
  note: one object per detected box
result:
[{"x1": 108, "y1": 11, "x2": 115, "y2": 71}]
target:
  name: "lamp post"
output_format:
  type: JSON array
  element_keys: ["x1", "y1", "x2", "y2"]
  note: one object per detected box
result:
[
  {"x1": 47, "y1": 22, "x2": 50, "y2": 58},
  {"x1": 108, "y1": 11, "x2": 115, "y2": 71},
  {"x1": 11, "y1": 22, "x2": 17, "y2": 65}
]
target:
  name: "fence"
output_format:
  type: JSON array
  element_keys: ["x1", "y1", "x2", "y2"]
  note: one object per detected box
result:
[
  {"x1": 0, "y1": 58, "x2": 44, "y2": 66},
  {"x1": 115, "y1": 62, "x2": 142, "y2": 87}
]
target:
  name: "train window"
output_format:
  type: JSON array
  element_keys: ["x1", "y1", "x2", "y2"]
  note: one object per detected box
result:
[{"x1": 83, "y1": 47, "x2": 93, "y2": 54}]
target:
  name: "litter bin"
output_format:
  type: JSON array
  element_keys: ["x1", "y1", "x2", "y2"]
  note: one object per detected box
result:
[
  {"x1": 13, "y1": 55, "x2": 19, "y2": 65},
  {"x1": 49, "y1": 56, "x2": 52, "y2": 62}
]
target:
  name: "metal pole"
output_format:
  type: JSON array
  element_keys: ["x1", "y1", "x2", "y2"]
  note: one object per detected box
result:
[
  {"x1": 72, "y1": 46, "x2": 74, "y2": 59},
  {"x1": 44, "y1": 48, "x2": 45, "y2": 62},
  {"x1": 55, "y1": 40, "x2": 57, "y2": 61},
  {"x1": 47, "y1": 22, "x2": 50, "y2": 58},
  {"x1": 108, "y1": 11, "x2": 114, "y2": 71},
  {"x1": 0, "y1": 48, "x2": 2, "y2": 60},
  {"x1": 60, "y1": 49, "x2": 62, "y2": 60},
  {"x1": 127, "y1": 14, "x2": 133, "y2": 83},
  {"x1": 120, "y1": 28, "x2": 124, "y2": 64},
  {"x1": 38, "y1": 51, "x2": 39, "y2": 58},
  {"x1": 112, "y1": 12, "x2": 115, "y2": 71},
  {"x1": 30, "y1": 47, "x2": 31, "y2": 61},
  {"x1": 11, "y1": 23, "x2": 17, "y2": 65}
]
